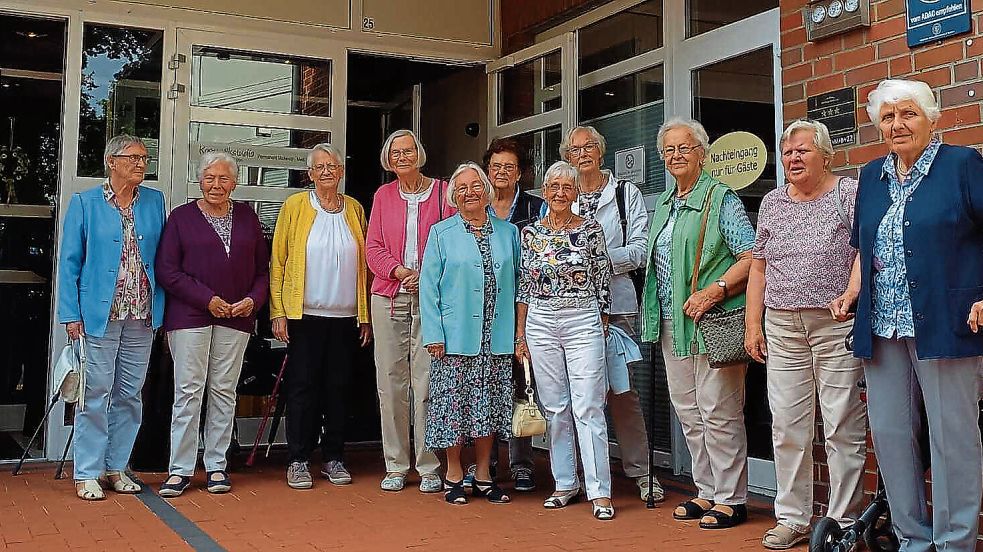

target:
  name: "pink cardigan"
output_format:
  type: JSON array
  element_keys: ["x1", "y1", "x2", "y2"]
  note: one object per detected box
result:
[{"x1": 365, "y1": 178, "x2": 455, "y2": 298}]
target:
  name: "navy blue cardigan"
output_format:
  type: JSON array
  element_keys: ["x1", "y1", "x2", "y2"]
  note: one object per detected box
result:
[{"x1": 851, "y1": 143, "x2": 983, "y2": 359}]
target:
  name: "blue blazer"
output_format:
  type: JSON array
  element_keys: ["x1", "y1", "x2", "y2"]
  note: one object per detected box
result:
[
  {"x1": 851, "y1": 144, "x2": 983, "y2": 359},
  {"x1": 420, "y1": 215, "x2": 520, "y2": 356},
  {"x1": 57, "y1": 184, "x2": 167, "y2": 338}
]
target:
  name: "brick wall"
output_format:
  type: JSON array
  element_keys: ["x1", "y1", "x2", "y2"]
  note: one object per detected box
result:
[
  {"x1": 779, "y1": 0, "x2": 983, "y2": 542},
  {"x1": 501, "y1": 0, "x2": 602, "y2": 53}
]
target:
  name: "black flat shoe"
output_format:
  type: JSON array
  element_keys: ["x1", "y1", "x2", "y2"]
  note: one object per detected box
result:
[
  {"x1": 673, "y1": 498, "x2": 714, "y2": 520},
  {"x1": 443, "y1": 479, "x2": 467, "y2": 505},
  {"x1": 159, "y1": 475, "x2": 192, "y2": 498},
  {"x1": 472, "y1": 479, "x2": 510, "y2": 504},
  {"x1": 206, "y1": 471, "x2": 231, "y2": 494},
  {"x1": 699, "y1": 504, "x2": 748, "y2": 529}
]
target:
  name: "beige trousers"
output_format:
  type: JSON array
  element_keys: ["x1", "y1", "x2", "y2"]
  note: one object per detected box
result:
[
  {"x1": 660, "y1": 321, "x2": 748, "y2": 505},
  {"x1": 371, "y1": 293, "x2": 440, "y2": 476},
  {"x1": 607, "y1": 313, "x2": 651, "y2": 478},
  {"x1": 765, "y1": 308, "x2": 867, "y2": 532}
]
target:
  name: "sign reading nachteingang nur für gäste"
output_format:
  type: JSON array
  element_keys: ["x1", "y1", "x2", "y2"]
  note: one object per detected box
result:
[{"x1": 905, "y1": 0, "x2": 972, "y2": 48}]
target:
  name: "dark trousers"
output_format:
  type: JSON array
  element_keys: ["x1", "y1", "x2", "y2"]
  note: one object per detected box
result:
[{"x1": 285, "y1": 315, "x2": 357, "y2": 463}]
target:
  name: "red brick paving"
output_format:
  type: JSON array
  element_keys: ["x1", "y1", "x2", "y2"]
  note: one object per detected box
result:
[{"x1": 2, "y1": 448, "x2": 777, "y2": 551}]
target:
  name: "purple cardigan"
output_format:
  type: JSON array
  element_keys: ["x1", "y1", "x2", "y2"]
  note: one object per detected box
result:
[{"x1": 156, "y1": 201, "x2": 270, "y2": 333}]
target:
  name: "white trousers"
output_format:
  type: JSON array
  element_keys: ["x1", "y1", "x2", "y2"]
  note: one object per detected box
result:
[
  {"x1": 765, "y1": 309, "x2": 867, "y2": 532},
  {"x1": 526, "y1": 304, "x2": 611, "y2": 500},
  {"x1": 167, "y1": 326, "x2": 250, "y2": 476},
  {"x1": 661, "y1": 320, "x2": 748, "y2": 505}
]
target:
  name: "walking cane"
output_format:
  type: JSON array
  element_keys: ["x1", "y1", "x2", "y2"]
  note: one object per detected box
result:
[
  {"x1": 246, "y1": 354, "x2": 288, "y2": 467},
  {"x1": 54, "y1": 425, "x2": 75, "y2": 480},
  {"x1": 646, "y1": 352, "x2": 657, "y2": 510},
  {"x1": 264, "y1": 390, "x2": 287, "y2": 458},
  {"x1": 12, "y1": 393, "x2": 59, "y2": 476}
]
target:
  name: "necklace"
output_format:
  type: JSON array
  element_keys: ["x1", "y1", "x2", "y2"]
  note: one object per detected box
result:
[
  {"x1": 401, "y1": 175, "x2": 426, "y2": 194},
  {"x1": 315, "y1": 192, "x2": 343, "y2": 213},
  {"x1": 896, "y1": 157, "x2": 912, "y2": 178},
  {"x1": 547, "y1": 211, "x2": 575, "y2": 231}
]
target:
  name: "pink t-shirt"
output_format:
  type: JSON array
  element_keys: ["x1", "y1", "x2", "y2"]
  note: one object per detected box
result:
[{"x1": 752, "y1": 177, "x2": 858, "y2": 310}]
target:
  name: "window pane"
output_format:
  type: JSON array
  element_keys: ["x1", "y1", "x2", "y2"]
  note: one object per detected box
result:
[
  {"x1": 497, "y1": 51, "x2": 561, "y2": 125},
  {"x1": 192, "y1": 47, "x2": 331, "y2": 117},
  {"x1": 579, "y1": 65, "x2": 664, "y2": 121},
  {"x1": 578, "y1": 0, "x2": 663, "y2": 75},
  {"x1": 189, "y1": 122, "x2": 329, "y2": 188},
  {"x1": 581, "y1": 102, "x2": 666, "y2": 196},
  {"x1": 508, "y1": 126, "x2": 562, "y2": 191},
  {"x1": 77, "y1": 24, "x2": 163, "y2": 179},
  {"x1": 687, "y1": 0, "x2": 778, "y2": 37}
]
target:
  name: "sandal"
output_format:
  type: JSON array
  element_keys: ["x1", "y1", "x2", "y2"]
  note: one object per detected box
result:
[
  {"x1": 159, "y1": 475, "x2": 192, "y2": 498},
  {"x1": 75, "y1": 479, "x2": 105, "y2": 501},
  {"x1": 106, "y1": 470, "x2": 141, "y2": 494},
  {"x1": 543, "y1": 487, "x2": 581, "y2": 509},
  {"x1": 762, "y1": 524, "x2": 810, "y2": 550},
  {"x1": 206, "y1": 471, "x2": 231, "y2": 494},
  {"x1": 592, "y1": 499, "x2": 615, "y2": 521},
  {"x1": 700, "y1": 503, "x2": 748, "y2": 529},
  {"x1": 673, "y1": 498, "x2": 714, "y2": 520},
  {"x1": 443, "y1": 479, "x2": 467, "y2": 505},
  {"x1": 472, "y1": 479, "x2": 510, "y2": 504}
]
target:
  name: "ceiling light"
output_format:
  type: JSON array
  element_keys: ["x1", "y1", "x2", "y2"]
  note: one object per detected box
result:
[{"x1": 17, "y1": 31, "x2": 46, "y2": 39}]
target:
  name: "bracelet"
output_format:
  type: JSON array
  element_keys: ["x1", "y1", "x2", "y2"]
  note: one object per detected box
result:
[{"x1": 514, "y1": 335, "x2": 526, "y2": 345}]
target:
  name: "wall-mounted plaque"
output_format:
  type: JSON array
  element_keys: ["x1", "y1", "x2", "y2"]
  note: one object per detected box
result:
[
  {"x1": 906, "y1": 0, "x2": 972, "y2": 48},
  {"x1": 807, "y1": 87, "x2": 857, "y2": 147}
]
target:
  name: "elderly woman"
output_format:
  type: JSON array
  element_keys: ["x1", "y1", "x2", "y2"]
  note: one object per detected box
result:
[
  {"x1": 640, "y1": 117, "x2": 755, "y2": 529},
  {"x1": 744, "y1": 120, "x2": 866, "y2": 548},
  {"x1": 155, "y1": 152, "x2": 269, "y2": 497},
  {"x1": 366, "y1": 130, "x2": 452, "y2": 493},
  {"x1": 420, "y1": 162, "x2": 520, "y2": 505},
  {"x1": 560, "y1": 125, "x2": 660, "y2": 504},
  {"x1": 516, "y1": 161, "x2": 614, "y2": 520},
  {"x1": 57, "y1": 135, "x2": 166, "y2": 500},
  {"x1": 270, "y1": 143, "x2": 372, "y2": 490},
  {"x1": 845, "y1": 79, "x2": 983, "y2": 550}
]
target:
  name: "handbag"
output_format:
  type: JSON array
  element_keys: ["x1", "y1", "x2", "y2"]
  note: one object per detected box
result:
[
  {"x1": 690, "y1": 187, "x2": 752, "y2": 369},
  {"x1": 511, "y1": 357, "x2": 546, "y2": 438},
  {"x1": 52, "y1": 338, "x2": 86, "y2": 410}
]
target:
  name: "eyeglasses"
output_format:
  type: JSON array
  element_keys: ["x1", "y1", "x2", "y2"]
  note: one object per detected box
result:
[
  {"x1": 309, "y1": 163, "x2": 343, "y2": 173},
  {"x1": 566, "y1": 142, "x2": 598, "y2": 156},
  {"x1": 544, "y1": 182, "x2": 576, "y2": 193},
  {"x1": 489, "y1": 162, "x2": 518, "y2": 173},
  {"x1": 112, "y1": 154, "x2": 150, "y2": 165},
  {"x1": 389, "y1": 148, "x2": 418, "y2": 159},
  {"x1": 455, "y1": 183, "x2": 486, "y2": 195},
  {"x1": 661, "y1": 144, "x2": 702, "y2": 157}
]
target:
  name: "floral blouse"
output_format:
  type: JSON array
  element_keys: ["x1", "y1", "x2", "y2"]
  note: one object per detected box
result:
[
  {"x1": 201, "y1": 201, "x2": 234, "y2": 256},
  {"x1": 517, "y1": 219, "x2": 611, "y2": 313},
  {"x1": 104, "y1": 182, "x2": 152, "y2": 321}
]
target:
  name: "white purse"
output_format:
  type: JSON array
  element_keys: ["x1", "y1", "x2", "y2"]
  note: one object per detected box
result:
[
  {"x1": 511, "y1": 357, "x2": 546, "y2": 438},
  {"x1": 52, "y1": 339, "x2": 86, "y2": 410}
]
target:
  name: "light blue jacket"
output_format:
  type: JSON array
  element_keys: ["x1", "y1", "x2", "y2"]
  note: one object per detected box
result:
[
  {"x1": 57, "y1": 183, "x2": 167, "y2": 338},
  {"x1": 420, "y1": 215, "x2": 520, "y2": 356}
]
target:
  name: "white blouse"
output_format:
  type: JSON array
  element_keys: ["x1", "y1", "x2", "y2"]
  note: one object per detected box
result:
[{"x1": 304, "y1": 192, "x2": 357, "y2": 317}]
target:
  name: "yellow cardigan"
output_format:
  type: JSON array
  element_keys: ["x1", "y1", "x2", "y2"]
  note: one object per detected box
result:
[{"x1": 269, "y1": 191, "x2": 370, "y2": 323}]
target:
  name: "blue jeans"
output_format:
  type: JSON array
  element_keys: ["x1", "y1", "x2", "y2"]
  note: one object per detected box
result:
[{"x1": 73, "y1": 319, "x2": 153, "y2": 480}]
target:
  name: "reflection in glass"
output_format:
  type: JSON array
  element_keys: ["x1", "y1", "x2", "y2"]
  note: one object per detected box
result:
[
  {"x1": 77, "y1": 24, "x2": 163, "y2": 179},
  {"x1": 687, "y1": 0, "x2": 778, "y2": 37},
  {"x1": 192, "y1": 47, "x2": 331, "y2": 117},
  {"x1": 579, "y1": 0, "x2": 663, "y2": 75},
  {"x1": 189, "y1": 122, "x2": 329, "y2": 188},
  {"x1": 579, "y1": 65, "x2": 664, "y2": 121},
  {"x1": 498, "y1": 51, "x2": 562, "y2": 125},
  {"x1": 582, "y1": 102, "x2": 666, "y2": 196},
  {"x1": 508, "y1": 126, "x2": 562, "y2": 191}
]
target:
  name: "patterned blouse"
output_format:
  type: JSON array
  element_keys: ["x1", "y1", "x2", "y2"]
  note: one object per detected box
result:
[
  {"x1": 871, "y1": 138, "x2": 942, "y2": 339},
  {"x1": 104, "y1": 182, "x2": 152, "y2": 321},
  {"x1": 201, "y1": 201, "x2": 234, "y2": 255},
  {"x1": 517, "y1": 219, "x2": 611, "y2": 313},
  {"x1": 577, "y1": 189, "x2": 603, "y2": 220},
  {"x1": 654, "y1": 193, "x2": 755, "y2": 319}
]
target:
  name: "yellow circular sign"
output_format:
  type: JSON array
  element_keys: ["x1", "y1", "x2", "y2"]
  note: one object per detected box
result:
[{"x1": 705, "y1": 131, "x2": 768, "y2": 191}]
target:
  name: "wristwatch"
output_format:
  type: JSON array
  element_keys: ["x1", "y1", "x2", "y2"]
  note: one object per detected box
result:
[{"x1": 714, "y1": 279, "x2": 728, "y2": 297}]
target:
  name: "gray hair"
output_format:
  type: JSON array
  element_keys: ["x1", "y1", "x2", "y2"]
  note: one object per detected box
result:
[
  {"x1": 781, "y1": 119, "x2": 835, "y2": 159},
  {"x1": 103, "y1": 134, "x2": 147, "y2": 176},
  {"x1": 307, "y1": 142, "x2": 344, "y2": 167},
  {"x1": 866, "y1": 79, "x2": 941, "y2": 123},
  {"x1": 197, "y1": 151, "x2": 238, "y2": 181},
  {"x1": 542, "y1": 161, "x2": 579, "y2": 190},
  {"x1": 559, "y1": 125, "x2": 607, "y2": 159},
  {"x1": 656, "y1": 117, "x2": 711, "y2": 154},
  {"x1": 380, "y1": 129, "x2": 428, "y2": 172},
  {"x1": 446, "y1": 162, "x2": 493, "y2": 209}
]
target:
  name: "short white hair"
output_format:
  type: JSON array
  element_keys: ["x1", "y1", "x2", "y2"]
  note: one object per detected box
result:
[
  {"x1": 104, "y1": 134, "x2": 147, "y2": 176},
  {"x1": 542, "y1": 161, "x2": 579, "y2": 190},
  {"x1": 559, "y1": 126, "x2": 607, "y2": 158},
  {"x1": 446, "y1": 162, "x2": 493, "y2": 209},
  {"x1": 380, "y1": 129, "x2": 427, "y2": 172},
  {"x1": 781, "y1": 119, "x2": 835, "y2": 159},
  {"x1": 197, "y1": 151, "x2": 238, "y2": 181},
  {"x1": 307, "y1": 142, "x2": 344, "y2": 167},
  {"x1": 657, "y1": 117, "x2": 710, "y2": 154},
  {"x1": 866, "y1": 79, "x2": 941, "y2": 123}
]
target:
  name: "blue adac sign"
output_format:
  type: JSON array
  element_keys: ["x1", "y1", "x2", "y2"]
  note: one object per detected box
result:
[{"x1": 906, "y1": 0, "x2": 972, "y2": 47}]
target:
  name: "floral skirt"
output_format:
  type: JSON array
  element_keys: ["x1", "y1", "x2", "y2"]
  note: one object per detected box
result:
[{"x1": 424, "y1": 352, "x2": 513, "y2": 449}]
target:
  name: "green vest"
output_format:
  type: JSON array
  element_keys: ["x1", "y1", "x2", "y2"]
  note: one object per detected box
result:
[{"x1": 640, "y1": 171, "x2": 746, "y2": 357}]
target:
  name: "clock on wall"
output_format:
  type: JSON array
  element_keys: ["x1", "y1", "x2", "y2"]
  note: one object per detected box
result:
[{"x1": 805, "y1": 0, "x2": 870, "y2": 41}]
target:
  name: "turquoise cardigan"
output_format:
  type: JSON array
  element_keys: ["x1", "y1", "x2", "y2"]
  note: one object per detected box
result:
[
  {"x1": 57, "y1": 183, "x2": 167, "y2": 338},
  {"x1": 420, "y1": 215, "x2": 520, "y2": 356}
]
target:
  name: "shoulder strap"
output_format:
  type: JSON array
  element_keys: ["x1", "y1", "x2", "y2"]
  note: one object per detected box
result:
[
  {"x1": 615, "y1": 180, "x2": 629, "y2": 247},
  {"x1": 833, "y1": 176, "x2": 851, "y2": 233},
  {"x1": 689, "y1": 187, "x2": 715, "y2": 296}
]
